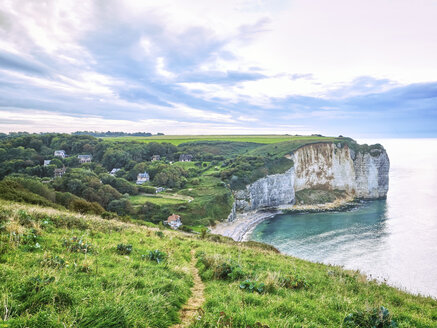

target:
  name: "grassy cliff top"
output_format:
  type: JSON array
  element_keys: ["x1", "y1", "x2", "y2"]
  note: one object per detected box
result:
[
  {"x1": 0, "y1": 200, "x2": 434, "y2": 327},
  {"x1": 103, "y1": 134, "x2": 336, "y2": 146}
]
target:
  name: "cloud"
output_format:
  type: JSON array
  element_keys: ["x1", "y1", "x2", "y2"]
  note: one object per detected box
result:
[{"x1": 0, "y1": 0, "x2": 436, "y2": 138}]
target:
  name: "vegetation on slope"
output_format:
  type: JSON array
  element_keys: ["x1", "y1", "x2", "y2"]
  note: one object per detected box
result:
[{"x1": 0, "y1": 200, "x2": 435, "y2": 327}]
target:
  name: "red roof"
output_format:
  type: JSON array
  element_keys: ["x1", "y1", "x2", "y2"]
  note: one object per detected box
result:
[{"x1": 167, "y1": 214, "x2": 181, "y2": 222}]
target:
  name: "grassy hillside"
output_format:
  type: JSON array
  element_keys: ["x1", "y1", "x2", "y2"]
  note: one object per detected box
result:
[
  {"x1": 104, "y1": 135, "x2": 334, "y2": 146},
  {"x1": 0, "y1": 200, "x2": 435, "y2": 327}
]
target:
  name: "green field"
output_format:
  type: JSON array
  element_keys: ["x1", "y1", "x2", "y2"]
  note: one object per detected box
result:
[
  {"x1": 1, "y1": 200, "x2": 435, "y2": 327},
  {"x1": 129, "y1": 194, "x2": 188, "y2": 206},
  {"x1": 104, "y1": 135, "x2": 335, "y2": 145}
]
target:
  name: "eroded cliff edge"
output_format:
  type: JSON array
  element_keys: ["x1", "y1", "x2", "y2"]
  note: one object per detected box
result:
[{"x1": 228, "y1": 142, "x2": 389, "y2": 221}]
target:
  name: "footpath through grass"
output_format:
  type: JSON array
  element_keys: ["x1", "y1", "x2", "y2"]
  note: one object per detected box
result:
[{"x1": 0, "y1": 200, "x2": 435, "y2": 327}]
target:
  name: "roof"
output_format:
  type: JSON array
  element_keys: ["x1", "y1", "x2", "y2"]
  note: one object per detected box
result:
[
  {"x1": 167, "y1": 214, "x2": 181, "y2": 222},
  {"x1": 78, "y1": 154, "x2": 92, "y2": 158}
]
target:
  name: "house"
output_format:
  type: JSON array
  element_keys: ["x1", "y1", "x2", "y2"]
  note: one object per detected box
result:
[
  {"x1": 151, "y1": 155, "x2": 161, "y2": 161},
  {"x1": 54, "y1": 167, "x2": 66, "y2": 178},
  {"x1": 54, "y1": 150, "x2": 66, "y2": 158},
  {"x1": 166, "y1": 214, "x2": 182, "y2": 230},
  {"x1": 78, "y1": 155, "x2": 92, "y2": 163},
  {"x1": 136, "y1": 172, "x2": 150, "y2": 184},
  {"x1": 179, "y1": 154, "x2": 193, "y2": 162},
  {"x1": 155, "y1": 187, "x2": 165, "y2": 193},
  {"x1": 43, "y1": 160, "x2": 51, "y2": 166},
  {"x1": 110, "y1": 168, "x2": 121, "y2": 176}
]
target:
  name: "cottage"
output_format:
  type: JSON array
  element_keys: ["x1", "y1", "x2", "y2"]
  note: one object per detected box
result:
[
  {"x1": 166, "y1": 214, "x2": 182, "y2": 230},
  {"x1": 110, "y1": 168, "x2": 121, "y2": 176},
  {"x1": 179, "y1": 154, "x2": 193, "y2": 162},
  {"x1": 54, "y1": 167, "x2": 66, "y2": 178},
  {"x1": 43, "y1": 160, "x2": 51, "y2": 166},
  {"x1": 54, "y1": 150, "x2": 66, "y2": 158},
  {"x1": 136, "y1": 172, "x2": 150, "y2": 184},
  {"x1": 78, "y1": 155, "x2": 92, "y2": 163},
  {"x1": 155, "y1": 187, "x2": 165, "y2": 193},
  {"x1": 151, "y1": 155, "x2": 161, "y2": 161}
]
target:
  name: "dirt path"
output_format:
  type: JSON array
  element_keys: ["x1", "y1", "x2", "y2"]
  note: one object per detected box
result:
[{"x1": 172, "y1": 250, "x2": 205, "y2": 328}]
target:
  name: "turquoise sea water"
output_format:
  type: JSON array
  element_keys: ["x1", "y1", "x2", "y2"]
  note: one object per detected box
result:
[{"x1": 251, "y1": 139, "x2": 437, "y2": 298}]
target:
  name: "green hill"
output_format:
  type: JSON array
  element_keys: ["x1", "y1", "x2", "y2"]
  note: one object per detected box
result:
[{"x1": 0, "y1": 200, "x2": 435, "y2": 327}]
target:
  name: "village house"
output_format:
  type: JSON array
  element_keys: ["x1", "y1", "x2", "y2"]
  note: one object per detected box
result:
[
  {"x1": 78, "y1": 155, "x2": 92, "y2": 163},
  {"x1": 155, "y1": 187, "x2": 165, "y2": 193},
  {"x1": 179, "y1": 154, "x2": 193, "y2": 162},
  {"x1": 54, "y1": 167, "x2": 66, "y2": 178},
  {"x1": 136, "y1": 172, "x2": 150, "y2": 184},
  {"x1": 43, "y1": 160, "x2": 51, "y2": 166},
  {"x1": 166, "y1": 214, "x2": 182, "y2": 230},
  {"x1": 54, "y1": 150, "x2": 66, "y2": 158},
  {"x1": 151, "y1": 155, "x2": 161, "y2": 161},
  {"x1": 110, "y1": 168, "x2": 121, "y2": 176}
]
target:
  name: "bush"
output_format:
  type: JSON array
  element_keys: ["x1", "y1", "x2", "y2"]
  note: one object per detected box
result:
[
  {"x1": 239, "y1": 280, "x2": 265, "y2": 294},
  {"x1": 279, "y1": 272, "x2": 310, "y2": 290},
  {"x1": 116, "y1": 244, "x2": 133, "y2": 255},
  {"x1": 344, "y1": 306, "x2": 398, "y2": 328},
  {"x1": 197, "y1": 253, "x2": 245, "y2": 281},
  {"x1": 70, "y1": 198, "x2": 104, "y2": 215},
  {"x1": 143, "y1": 250, "x2": 166, "y2": 264},
  {"x1": 63, "y1": 236, "x2": 93, "y2": 253}
]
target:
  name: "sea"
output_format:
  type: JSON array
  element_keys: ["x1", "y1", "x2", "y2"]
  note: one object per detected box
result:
[{"x1": 250, "y1": 139, "x2": 437, "y2": 298}]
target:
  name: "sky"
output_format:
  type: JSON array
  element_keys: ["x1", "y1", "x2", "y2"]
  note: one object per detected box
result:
[{"x1": 0, "y1": 0, "x2": 436, "y2": 137}]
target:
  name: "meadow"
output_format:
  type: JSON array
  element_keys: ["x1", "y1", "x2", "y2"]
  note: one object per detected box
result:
[
  {"x1": 0, "y1": 200, "x2": 436, "y2": 327},
  {"x1": 104, "y1": 135, "x2": 336, "y2": 146}
]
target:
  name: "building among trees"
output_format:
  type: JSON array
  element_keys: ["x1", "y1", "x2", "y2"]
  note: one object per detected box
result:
[
  {"x1": 54, "y1": 150, "x2": 66, "y2": 158},
  {"x1": 179, "y1": 154, "x2": 193, "y2": 162},
  {"x1": 136, "y1": 172, "x2": 150, "y2": 184},
  {"x1": 78, "y1": 155, "x2": 92, "y2": 163},
  {"x1": 166, "y1": 214, "x2": 182, "y2": 229}
]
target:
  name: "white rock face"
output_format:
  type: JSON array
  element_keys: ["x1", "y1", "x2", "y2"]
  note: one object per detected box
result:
[
  {"x1": 230, "y1": 142, "x2": 389, "y2": 218},
  {"x1": 293, "y1": 143, "x2": 356, "y2": 193},
  {"x1": 234, "y1": 167, "x2": 295, "y2": 212},
  {"x1": 354, "y1": 150, "x2": 390, "y2": 198}
]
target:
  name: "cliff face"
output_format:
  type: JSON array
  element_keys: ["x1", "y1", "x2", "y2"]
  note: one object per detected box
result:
[
  {"x1": 293, "y1": 143, "x2": 390, "y2": 199},
  {"x1": 230, "y1": 142, "x2": 389, "y2": 217},
  {"x1": 234, "y1": 167, "x2": 295, "y2": 212}
]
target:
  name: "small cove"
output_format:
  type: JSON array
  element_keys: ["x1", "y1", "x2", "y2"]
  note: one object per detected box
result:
[{"x1": 250, "y1": 139, "x2": 437, "y2": 298}]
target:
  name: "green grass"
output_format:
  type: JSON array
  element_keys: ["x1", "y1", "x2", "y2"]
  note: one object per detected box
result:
[
  {"x1": 0, "y1": 200, "x2": 435, "y2": 327},
  {"x1": 129, "y1": 194, "x2": 187, "y2": 206},
  {"x1": 104, "y1": 135, "x2": 336, "y2": 146}
]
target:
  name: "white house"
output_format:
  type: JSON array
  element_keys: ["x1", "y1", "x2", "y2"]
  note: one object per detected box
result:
[
  {"x1": 155, "y1": 187, "x2": 165, "y2": 193},
  {"x1": 110, "y1": 168, "x2": 121, "y2": 176},
  {"x1": 54, "y1": 150, "x2": 66, "y2": 158},
  {"x1": 136, "y1": 172, "x2": 150, "y2": 184},
  {"x1": 166, "y1": 214, "x2": 182, "y2": 230},
  {"x1": 43, "y1": 160, "x2": 51, "y2": 166},
  {"x1": 78, "y1": 155, "x2": 92, "y2": 163}
]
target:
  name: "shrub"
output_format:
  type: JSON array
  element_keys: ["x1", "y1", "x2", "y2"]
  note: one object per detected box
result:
[
  {"x1": 155, "y1": 231, "x2": 164, "y2": 238},
  {"x1": 116, "y1": 243, "x2": 133, "y2": 255},
  {"x1": 40, "y1": 254, "x2": 66, "y2": 269},
  {"x1": 143, "y1": 250, "x2": 166, "y2": 264},
  {"x1": 239, "y1": 280, "x2": 265, "y2": 294},
  {"x1": 197, "y1": 253, "x2": 245, "y2": 281},
  {"x1": 343, "y1": 306, "x2": 398, "y2": 328},
  {"x1": 19, "y1": 229, "x2": 42, "y2": 252},
  {"x1": 63, "y1": 236, "x2": 93, "y2": 253},
  {"x1": 279, "y1": 272, "x2": 310, "y2": 290}
]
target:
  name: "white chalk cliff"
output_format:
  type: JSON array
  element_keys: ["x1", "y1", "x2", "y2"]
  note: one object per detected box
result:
[{"x1": 229, "y1": 142, "x2": 389, "y2": 220}]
